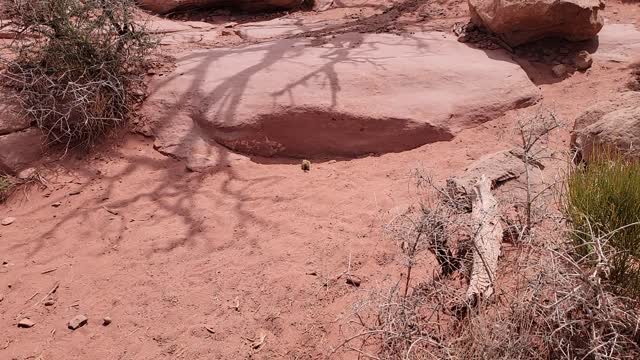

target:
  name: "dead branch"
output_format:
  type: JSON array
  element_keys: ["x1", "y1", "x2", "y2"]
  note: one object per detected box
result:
[{"x1": 466, "y1": 175, "x2": 502, "y2": 304}]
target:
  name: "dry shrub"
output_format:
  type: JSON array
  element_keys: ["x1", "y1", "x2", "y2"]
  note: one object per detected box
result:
[
  {"x1": 0, "y1": 175, "x2": 15, "y2": 202},
  {"x1": 1, "y1": 0, "x2": 154, "y2": 150},
  {"x1": 0, "y1": 171, "x2": 48, "y2": 203},
  {"x1": 336, "y1": 230, "x2": 640, "y2": 359},
  {"x1": 334, "y1": 173, "x2": 640, "y2": 359},
  {"x1": 628, "y1": 62, "x2": 640, "y2": 91}
]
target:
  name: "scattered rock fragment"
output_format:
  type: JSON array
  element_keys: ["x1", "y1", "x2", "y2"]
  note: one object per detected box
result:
[
  {"x1": 44, "y1": 299, "x2": 55, "y2": 306},
  {"x1": 16, "y1": 167, "x2": 36, "y2": 180},
  {"x1": 575, "y1": 50, "x2": 593, "y2": 71},
  {"x1": 346, "y1": 276, "x2": 361, "y2": 287},
  {"x1": 18, "y1": 318, "x2": 35, "y2": 328},
  {"x1": 251, "y1": 334, "x2": 266, "y2": 349},
  {"x1": 51, "y1": 202, "x2": 61, "y2": 208},
  {"x1": 67, "y1": 314, "x2": 88, "y2": 330},
  {"x1": 102, "y1": 206, "x2": 119, "y2": 215},
  {"x1": 552, "y1": 64, "x2": 568, "y2": 78},
  {"x1": 102, "y1": 317, "x2": 112, "y2": 326},
  {"x1": 0, "y1": 293, "x2": 4, "y2": 302},
  {"x1": 1, "y1": 217, "x2": 15, "y2": 226}
]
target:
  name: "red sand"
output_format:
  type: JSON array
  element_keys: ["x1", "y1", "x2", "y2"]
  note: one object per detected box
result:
[{"x1": 1, "y1": 1, "x2": 639, "y2": 358}]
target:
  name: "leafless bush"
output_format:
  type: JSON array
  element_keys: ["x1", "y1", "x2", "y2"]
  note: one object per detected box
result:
[
  {"x1": 336, "y1": 231, "x2": 640, "y2": 359},
  {"x1": 0, "y1": 0, "x2": 154, "y2": 151},
  {"x1": 334, "y1": 169, "x2": 640, "y2": 360},
  {"x1": 385, "y1": 173, "x2": 471, "y2": 297},
  {"x1": 515, "y1": 107, "x2": 560, "y2": 236}
]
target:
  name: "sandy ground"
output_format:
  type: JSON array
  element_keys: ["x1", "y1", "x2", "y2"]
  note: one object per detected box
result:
[{"x1": 1, "y1": 1, "x2": 639, "y2": 359}]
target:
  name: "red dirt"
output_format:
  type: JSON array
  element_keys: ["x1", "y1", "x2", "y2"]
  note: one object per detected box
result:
[{"x1": 1, "y1": 1, "x2": 639, "y2": 359}]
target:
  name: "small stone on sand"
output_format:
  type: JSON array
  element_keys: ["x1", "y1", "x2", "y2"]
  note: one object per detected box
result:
[
  {"x1": 18, "y1": 318, "x2": 35, "y2": 328},
  {"x1": 68, "y1": 314, "x2": 88, "y2": 330}
]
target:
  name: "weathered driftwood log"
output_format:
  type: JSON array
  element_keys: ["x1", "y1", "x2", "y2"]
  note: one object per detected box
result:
[{"x1": 466, "y1": 175, "x2": 502, "y2": 304}]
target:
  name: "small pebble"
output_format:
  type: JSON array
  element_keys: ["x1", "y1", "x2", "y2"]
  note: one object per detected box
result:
[
  {"x1": 575, "y1": 50, "x2": 593, "y2": 71},
  {"x1": 68, "y1": 314, "x2": 88, "y2": 330},
  {"x1": 18, "y1": 318, "x2": 35, "y2": 328},
  {"x1": 551, "y1": 64, "x2": 568, "y2": 78},
  {"x1": 1, "y1": 217, "x2": 15, "y2": 226},
  {"x1": 17, "y1": 168, "x2": 36, "y2": 180},
  {"x1": 102, "y1": 316, "x2": 112, "y2": 326},
  {"x1": 301, "y1": 160, "x2": 311, "y2": 172},
  {"x1": 346, "y1": 276, "x2": 362, "y2": 287}
]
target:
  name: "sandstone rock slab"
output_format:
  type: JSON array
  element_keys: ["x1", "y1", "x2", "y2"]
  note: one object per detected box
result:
[
  {"x1": 0, "y1": 97, "x2": 30, "y2": 136},
  {"x1": 236, "y1": 18, "x2": 333, "y2": 40},
  {"x1": 594, "y1": 24, "x2": 640, "y2": 64},
  {"x1": 143, "y1": 32, "x2": 540, "y2": 164},
  {"x1": 0, "y1": 129, "x2": 43, "y2": 174},
  {"x1": 468, "y1": 0, "x2": 605, "y2": 46}
]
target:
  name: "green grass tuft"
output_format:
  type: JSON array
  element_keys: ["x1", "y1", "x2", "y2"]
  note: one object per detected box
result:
[
  {"x1": 0, "y1": 175, "x2": 15, "y2": 202},
  {"x1": 566, "y1": 151, "x2": 640, "y2": 296}
]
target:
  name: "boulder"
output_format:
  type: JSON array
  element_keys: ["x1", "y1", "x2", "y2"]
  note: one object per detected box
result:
[
  {"x1": 571, "y1": 96, "x2": 640, "y2": 162},
  {"x1": 572, "y1": 92, "x2": 640, "y2": 161},
  {"x1": 137, "y1": 0, "x2": 302, "y2": 15},
  {"x1": 0, "y1": 129, "x2": 43, "y2": 174},
  {"x1": 468, "y1": 0, "x2": 605, "y2": 46},
  {"x1": 575, "y1": 50, "x2": 593, "y2": 71},
  {"x1": 143, "y1": 32, "x2": 540, "y2": 164}
]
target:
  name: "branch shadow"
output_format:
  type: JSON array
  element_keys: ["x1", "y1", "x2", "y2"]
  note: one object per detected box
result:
[{"x1": 5, "y1": 0, "x2": 442, "y2": 258}]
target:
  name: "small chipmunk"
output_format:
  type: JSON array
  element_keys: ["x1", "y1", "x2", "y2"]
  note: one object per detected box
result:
[{"x1": 301, "y1": 159, "x2": 311, "y2": 172}]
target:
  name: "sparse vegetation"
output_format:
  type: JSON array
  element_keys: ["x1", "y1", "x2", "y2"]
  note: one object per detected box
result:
[
  {"x1": 566, "y1": 151, "x2": 640, "y2": 296},
  {"x1": 629, "y1": 62, "x2": 640, "y2": 91},
  {"x1": 0, "y1": 175, "x2": 15, "y2": 202},
  {"x1": 1, "y1": 0, "x2": 154, "y2": 150},
  {"x1": 334, "y1": 162, "x2": 640, "y2": 359}
]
